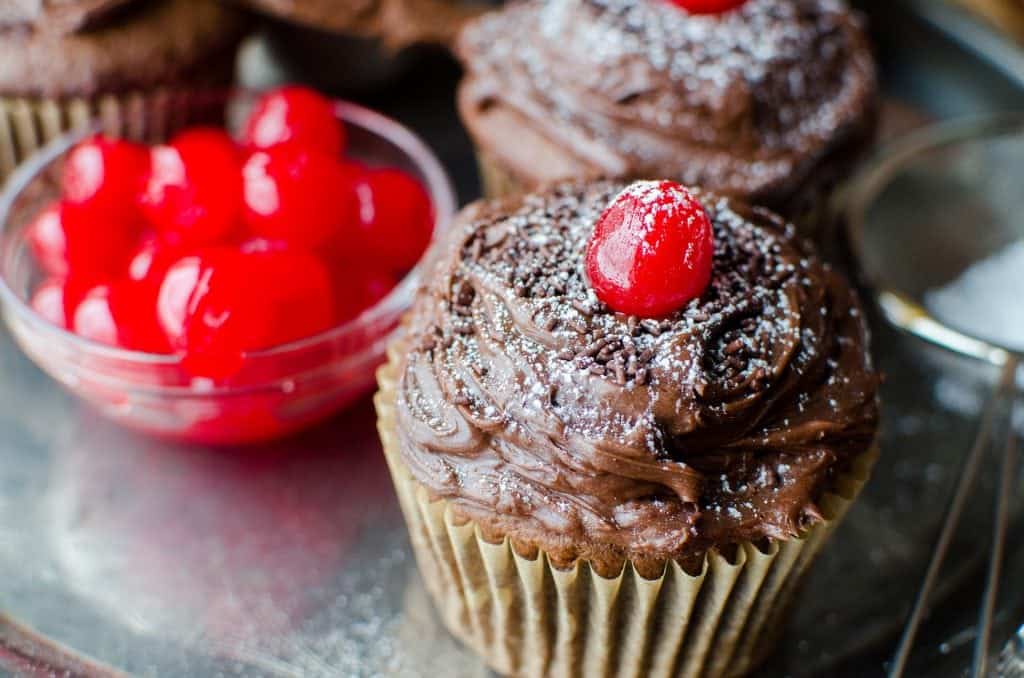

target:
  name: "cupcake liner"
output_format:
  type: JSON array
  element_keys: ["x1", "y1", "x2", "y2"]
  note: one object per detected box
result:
[
  {"x1": 476, "y1": 150, "x2": 529, "y2": 199},
  {"x1": 375, "y1": 352, "x2": 878, "y2": 678},
  {"x1": 0, "y1": 89, "x2": 230, "y2": 181}
]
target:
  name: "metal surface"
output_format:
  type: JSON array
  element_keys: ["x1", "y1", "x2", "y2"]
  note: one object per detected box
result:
[
  {"x1": 0, "y1": 2, "x2": 1023, "y2": 677},
  {"x1": 975, "y1": 387, "x2": 1018, "y2": 677},
  {"x1": 888, "y1": 360, "x2": 1018, "y2": 678}
]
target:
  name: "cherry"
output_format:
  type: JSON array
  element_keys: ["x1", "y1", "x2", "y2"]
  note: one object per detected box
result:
[
  {"x1": 26, "y1": 202, "x2": 69, "y2": 277},
  {"x1": 585, "y1": 180, "x2": 714, "y2": 318},
  {"x1": 140, "y1": 127, "x2": 242, "y2": 247},
  {"x1": 242, "y1": 86, "x2": 344, "y2": 156},
  {"x1": 127, "y1": 236, "x2": 182, "y2": 285},
  {"x1": 62, "y1": 135, "x2": 148, "y2": 229},
  {"x1": 70, "y1": 282, "x2": 168, "y2": 352},
  {"x1": 31, "y1": 278, "x2": 69, "y2": 328},
  {"x1": 332, "y1": 265, "x2": 398, "y2": 323},
  {"x1": 668, "y1": 0, "x2": 747, "y2": 14},
  {"x1": 238, "y1": 236, "x2": 289, "y2": 254},
  {"x1": 349, "y1": 168, "x2": 433, "y2": 273},
  {"x1": 71, "y1": 284, "x2": 122, "y2": 347},
  {"x1": 157, "y1": 248, "x2": 335, "y2": 379},
  {"x1": 242, "y1": 146, "x2": 358, "y2": 249},
  {"x1": 34, "y1": 199, "x2": 137, "y2": 282}
]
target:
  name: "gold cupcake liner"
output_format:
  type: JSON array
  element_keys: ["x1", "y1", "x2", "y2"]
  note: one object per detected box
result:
[
  {"x1": 375, "y1": 355, "x2": 878, "y2": 678},
  {"x1": 0, "y1": 90, "x2": 227, "y2": 182},
  {"x1": 476, "y1": 150, "x2": 529, "y2": 199}
]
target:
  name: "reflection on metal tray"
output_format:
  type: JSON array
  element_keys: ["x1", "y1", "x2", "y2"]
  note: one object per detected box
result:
[{"x1": 1, "y1": 1, "x2": 1024, "y2": 676}]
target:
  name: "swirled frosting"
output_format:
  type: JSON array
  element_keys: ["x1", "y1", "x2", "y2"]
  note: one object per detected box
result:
[
  {"x1": 456, "y1": 0, "x2": 878, "y2": 211},
  {"x1": 393, "y1": 180, "x2": 879, "y2": 575},
  {"x1": 0, "y1": 0, "x2": 248, "y2": 98},
  {"x1": 0, "y1": 0, "x2": 133, "y2": 34}
]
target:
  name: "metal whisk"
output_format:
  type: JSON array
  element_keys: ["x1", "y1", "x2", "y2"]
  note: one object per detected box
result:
[{"x1": 845, "y1": 113, "x2": 1024, "y2": 677}]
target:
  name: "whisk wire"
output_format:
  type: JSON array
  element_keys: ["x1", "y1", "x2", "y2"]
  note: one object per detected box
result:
[{"x1": 889, "y1": 357, "x2": 1020, "y2": 678}]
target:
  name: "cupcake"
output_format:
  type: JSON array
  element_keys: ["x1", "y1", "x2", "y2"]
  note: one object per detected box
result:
[
  {"x1": 236, "y1": 0, "x2": 488, "y2": 92},
  {"x1": 239, "y1": 0, "x2": 488, "y2": 48},
  {"x1": 0, "y1": 0, "x2": 250, "y2": 179},
  {"x1": 375, "y1": 178, "x2": 880, "y2": 676},
  {"x1": 455, "y1": 0, "x2": 879, "y2": 227}
]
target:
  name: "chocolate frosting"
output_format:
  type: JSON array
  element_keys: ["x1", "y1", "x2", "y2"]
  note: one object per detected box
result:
[
  {"x1": 456, "y1": 0, "x2": 878, "y2": 211},
  {"x1": 237, "y1": 0, "x2": 486, "y2": 49},
  {"x1": 0, "y1": 0, "x2": 134, "y2": 34},
  {"x1": 393, "y1": 180, "x2": 879, "y2": 574},
  {"x1": 0, "y1": 0, "x2": 249, "y2": 97}
]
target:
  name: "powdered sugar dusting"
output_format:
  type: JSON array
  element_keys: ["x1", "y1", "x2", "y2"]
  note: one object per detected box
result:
[{"x1": 925, "y1": 240, "x2": 1024, "y2": 352}]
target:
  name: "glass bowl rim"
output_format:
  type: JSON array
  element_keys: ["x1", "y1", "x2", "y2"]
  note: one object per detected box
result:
[
  {"x1": 0, "y1": 94, "x2": 458, "y2": 371},
  {"x1": 843, "y1": 110, "x2": 1024, "y2": 367}
]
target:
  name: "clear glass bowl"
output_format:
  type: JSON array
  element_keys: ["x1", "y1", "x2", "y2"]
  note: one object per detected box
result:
[{"x1": 0, "y1": 93, "x2": 457, "y2": 445}]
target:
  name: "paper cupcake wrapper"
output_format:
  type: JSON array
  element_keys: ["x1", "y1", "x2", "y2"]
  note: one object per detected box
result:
[
  {"x1": 375, "y1": 354, "x2": 878, "y2": 678},
  {"x1": 0, "y1": 89, "x2": 231, "y2": 181},
  {"x1": 476, "y1": 150, "x2": 529, "y2": 199}
]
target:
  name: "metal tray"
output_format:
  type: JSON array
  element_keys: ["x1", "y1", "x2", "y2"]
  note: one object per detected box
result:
[{"x1": 1, "y1": 2, "x2": 1023, "y2": 675}]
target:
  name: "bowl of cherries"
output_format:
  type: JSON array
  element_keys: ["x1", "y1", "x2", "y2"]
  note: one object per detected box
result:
[{"x1": 0, "y1": 87, "x2": 456, "y2": 444}]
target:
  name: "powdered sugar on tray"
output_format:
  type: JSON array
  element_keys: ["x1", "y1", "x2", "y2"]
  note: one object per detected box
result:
[{"x1": 925, "y1": 240, "x2": 1024, "y2": 353}]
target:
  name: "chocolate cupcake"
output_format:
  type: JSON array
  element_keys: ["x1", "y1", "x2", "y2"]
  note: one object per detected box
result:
[
  {"x1": 0, "y1": 0, "x2": 250, "y2": 179},
  {"x1": 236, "y1": 0, "x2": 487, "y2": 92},
  {"x1": 238, "y1": 0, "x2": 487, "y2": 48},
  {"x1": 376, "y1": 178, "x2": 880, "y2": 676},
  {"x1": 456, "y1": 0, "x2": 879, "y2": 228}
]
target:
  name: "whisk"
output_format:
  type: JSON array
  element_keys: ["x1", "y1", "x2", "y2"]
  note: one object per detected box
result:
[{"x1": 845, "y1": 113, "x2": 1024, "y2": 677}]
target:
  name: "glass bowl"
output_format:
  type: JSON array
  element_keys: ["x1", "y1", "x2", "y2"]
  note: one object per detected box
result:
[{"x1": 0, "y1": 93, "x2": 457, "y2": 445}]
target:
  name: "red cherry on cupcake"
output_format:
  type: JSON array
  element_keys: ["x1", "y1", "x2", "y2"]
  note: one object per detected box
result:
[
  {"x1": 350, "y1": 168, "x2": 434, "y2": 272},
  {"x1": 242, "y1": 85, "x2": 344, "y2": 156},
  {"x1": 62, "y1": 135, "x2": 148, "y2": 229},
  {"x1": 668, "y1": 0, "x2": 748, "y2": 14},
  {"x1": 585, "y1": 180, "x2": 714, "y2": 318},
  {"x1": 140, "y1": 128, "x2": 242, "y2": 247},
  {"x1": 242, "y1": 145, "x2": 358, "y2": 249}
]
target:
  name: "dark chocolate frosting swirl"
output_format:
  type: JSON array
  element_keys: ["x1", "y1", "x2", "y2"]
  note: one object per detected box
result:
[
  {"x1": 393, "y1": 180, "x2": 879, "y2": 571},
  {"x1": 0, "y1": 0, "x2": 134, "y2": 34},
  {"x1": 456, "y1": 0, "x2": 878, "y2": 210}
]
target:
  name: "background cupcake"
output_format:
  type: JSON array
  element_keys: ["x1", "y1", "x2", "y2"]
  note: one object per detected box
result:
[
  {"x1": 455, "y1": 0, "x2": 879, "y2": 227},
  {"x1": 0, "y1": 0, "x2": 250, "y2": 179},
  {"x1": 236, "y1": 0, "x2": 489, "y2": 93},
  {"x1": 376, "y1": 178, "x2": 880, "y2": 676}
]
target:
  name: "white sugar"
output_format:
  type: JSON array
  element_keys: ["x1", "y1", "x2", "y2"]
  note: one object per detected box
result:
[{"x1": 924, "y1": 240, "x2": 1024, "y2": 352}]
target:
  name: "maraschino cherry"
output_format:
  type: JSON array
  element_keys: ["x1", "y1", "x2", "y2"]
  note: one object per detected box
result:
[
  {"x1": 669, "y1": 0, "x2": 747, "y2": 14},
  {"x1": 140, "y1": 128, "x2": 242, "y2": 247},
  {"x1": 349, "y1": 168, "x2": 433, "y2": 273},
  {"x1": 242, "y1": 145, "x2": 359, "y2": 248},
  {"x1": 585, "y1": 180, "x2": 714, "y2": 318},
  {"x1": 157, "y1": 248, "x2": 335, "y2": 379},
  {"x1": 62, "y1": 135, "x2": 148, "y2": 227},
  {"x1": 242, "y1": 85, "x2": 345, "y2": 156},
  {"x1": 23, "y1": 84, "x2": 437, "y2": 383}
]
